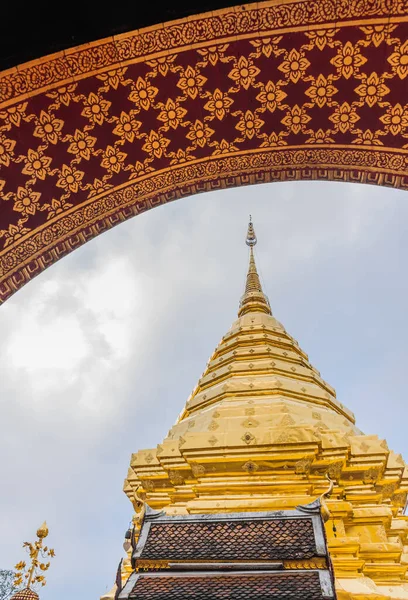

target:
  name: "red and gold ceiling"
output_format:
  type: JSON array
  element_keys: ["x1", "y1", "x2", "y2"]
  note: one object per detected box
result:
[{"x1": 0, "y1": 0, "x2": 408, "y2": 302}]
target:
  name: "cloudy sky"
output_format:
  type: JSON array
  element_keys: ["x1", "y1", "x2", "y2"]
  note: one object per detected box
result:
[{"x1": 1, "y1": 180, "x2": 408, "y2": 599}]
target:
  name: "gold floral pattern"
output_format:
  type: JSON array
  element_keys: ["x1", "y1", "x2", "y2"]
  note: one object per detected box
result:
[
  {"x1": 67, "y1": 129, "x2": 97, "y2": 160},
  {"x1": 228, "y1": 56, "x2": 260, "y2": 90},
  {"x1": 354, "y1": 72, "x2": 390, "y2": 107},
  {"x1": 81, "y1": 92, "x2": 111, "y2": 125},
  {"x1": 235, "y1": 111, "x2": 264, "y2": 139},
  {"x1": 56, "y1": 165, "x2": 84, "y2": 194},
  {"x1": 329, "y1": 102, "x2": 360, "y2": 133},
  {"x1": 100, "y1": 145, "x2": 127, "y2": 174},
  {"x1": 142, "y1": 130, "x2": 170, "y2": 159},
  {"x1": 360, "y1": 24, "x2": 397, "y2": 47},
  {"x1": 380, "y1": 104, "x2": 408, "y2": 135},
  {"x1": 33, "y1": 111, "x2": 64, "y2": 145},
  {"x1": 278, "y1": 48, "x2": 310, "y2": 84},
  {"x1": 186, "y1": 120, "x2": 214, "y2": 148},
  {"x1": 256, "y1": 81, "x2": 287, "y2": 113},
  {"x1": 387, "y1": 40, "x2": 408, "y2": 79},
  {"x1": 22, "y1": 150, "x2": 52, "y2": 180},
  {"x1": 112, "y1": 112, "x2": 142, "y2": 143},
  {"x1": 305, "y1": 74, "x2": 337, "y2": 108},
  {"x1": 204, "y1": 89, "x2": 234, "y2": 120},
  {"x1": 330, "y1": 42, "x2": 367, "y2": 79},
  {"x1": 157, "y1": 99, "x2": 187, "y2": 130},
  {"x1": 13, "y1": 187, "x2": 42, "y2": 216},
  {"x1": 305, "y1": 29, "x2": 337, "y2": 51},
  {"x1": 177, "y1": 66, "x2": 207, "y2": 100},
  {"x1": 129, "y1": 78, "x2": 158, "y2": 110},
  {"x1": 281, "y1": 105, "x2": 311, "y2": 134},
  {"x1": 0, "y1": 134, "x2": 16, "y2": 167}
]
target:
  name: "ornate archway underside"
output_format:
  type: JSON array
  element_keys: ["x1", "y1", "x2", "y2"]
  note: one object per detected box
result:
[{"x1": 0, "y1": 0, "x2": 408, "y2": 303}]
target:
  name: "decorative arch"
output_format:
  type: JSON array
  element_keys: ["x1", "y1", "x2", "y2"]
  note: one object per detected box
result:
[{"x1": 0, "y1": 0, "x2": 408, "y2": 303}]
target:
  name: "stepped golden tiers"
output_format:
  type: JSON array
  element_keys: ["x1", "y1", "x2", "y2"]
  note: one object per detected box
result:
[{"x1": 119, "y1": 220, "x2": 408, "y2": 600}]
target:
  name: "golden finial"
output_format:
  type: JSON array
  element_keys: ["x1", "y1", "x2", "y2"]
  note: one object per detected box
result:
[
  {"x1": 36, "y1": 523, "x2": 48, "y2": 539},
  {"x1": 239, "y1": 217, "x2": 271, "y2": 317},
  {"x1": 13, "y1": 522, "x2": 55, "y2": 594},
  {"x1": 246, "y1": 215, "x2": 257, "y2": 247}
]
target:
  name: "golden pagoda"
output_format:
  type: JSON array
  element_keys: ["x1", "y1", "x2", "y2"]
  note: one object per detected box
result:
[{"x1": 108, "y1": 219, "x2": 408, "y2": 600}]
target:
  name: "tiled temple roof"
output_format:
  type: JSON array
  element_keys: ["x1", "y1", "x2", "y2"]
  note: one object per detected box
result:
[
  {"x1": 117, "y1": 504, "x2": 334, "y2": 599},
  {"x1": 123, "y1": 571, "x2": 332, "y2": 600}
]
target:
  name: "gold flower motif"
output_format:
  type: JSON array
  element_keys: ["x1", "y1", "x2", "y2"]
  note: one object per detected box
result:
[
  {"x1": 87, "y1": 177, "x2": 113, "y2": 197},
  {"x1": 281, "y1": 105, "x2": 311, "y2": 134},
  {"x1": 305, "y1": 74, "x2": 338, "y2": 108},
  {"x1": 328, "y1": 102, "x2": 360, "y2": 133},
  {"x1": 13, "y1": 186, "x2": 42, "y2": 216},
  {"x1": 67, "y1": 129, "x2": 97, "y2": 160},
  {"x1": 46, "y1": 84, "x2": 77, "y2": 107},
  {"x1": 101, "y1": 145, "x2": 127, "y2": 174},
  {"x1": 56, "y1": 164, "x2": 84, "y2": 193},
  {"x1": 197, "y1": 44, "x2": 229, "y2": 66},
  {"x1": 0, "y1": 133, "x2": 16, "y2": 167},
  {"x1": 256, "y1": 81, "x2": 287, "y2": 113},
  {"x1": 146, "y1": 55, "x2": 177, "y2": 77},
  {"x1": 235, "y1": 110, "x2": 264, "y2": 139},
  {"x1": 388, "y1": 40, "x2": 408, "y2": 80},
  {"x1": 305, "y1": 128, "x2": 335, "y2": 144},
  {"x1": 142, "y1": 130, "x2": 170, "y2": 159},
  {"x1": 1, "y1": 219, "x2": 30, "y2": 248},
  {"x1": 112, "y1": 112, "x2": 142, "y2": 143},
  {"x1": 354, "y1": 72, "x2": 390, "y2": 107},
  {"x1": 157, "y1": 99, "x2": 187, "y2": 130},
  {"x1": 169, "y1": 148, "x2": 196, "y2": 165},
  {"x1": 250, "y1": 36, "x2": 283, "y2": 58},
  {"x1": 305, "y1": 29, "x2": 336, "y2": 51},
  {"x1": 43, "y1": 197, "x2": 73, "y2": 219},
  {"x1": 129, "y1": 160, "x2": 155, "y2": 179},
  {"x1": 0, "y1": 101, "x2": 27, "y2": 128},
  {"x1": 380, "y1": 103, "x2": 408, "y2": 136},
  {"x1": 278, "y1": 48, "x2": 310, "y2": 84},
  {"x1": 260, "y1": 131, "x2": 288, "y2": 147},
  {"x1": 186, "y1": 120, "x2": 214, "y2": 148},
  {"x1": 228, "y1": 56, "x2": 260, "y2": 90},
  {"x1": 204, "y1": 89, "x2": 234, "y2": 120},
  {"x1": 128, "y1": 77, "x2": 159, "y2": 110},
  {"x1": 360, "y1": 24, "x2": 397, "y2": 48},
  {"x1": 81, "y1": 92, "x2": 111, "y2": 126},
  {"x1": 22, "y1": 149, "x2": 52, "y2": 180},
  {"x1": 177, "y1": 66, "x2": 207, "y2": 100},
  {"x1": 33, "y1": 110, "x2": 64, "y2": 145},
  {"x1": 330, "y1": 41, "x2": 367, "y2": 79},
  {"x1": 352, "y1": 129, "x2": 384, "y2": 146},
  {"x1": 211, "y1": 139, "x2": 239, "y2": 155},
  {"x1": 96, "y1": 67, "x2": 127, "y2": 90}
]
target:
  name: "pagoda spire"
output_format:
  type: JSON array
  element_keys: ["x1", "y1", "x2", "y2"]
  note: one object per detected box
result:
[{"x1": 238, "y1": 217, "x2": 271, "y2": 317}]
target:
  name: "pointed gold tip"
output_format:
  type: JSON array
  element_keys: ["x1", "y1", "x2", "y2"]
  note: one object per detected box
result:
[
  {"x1": 239, "y1": 217, "x2": 271, "y2": 317},
  {"x1": 37, "y1": 522, "x2": 49, "y2": 539},
  {"x1": 246, "y1": 216, "x2": 257, "y2": 247}
]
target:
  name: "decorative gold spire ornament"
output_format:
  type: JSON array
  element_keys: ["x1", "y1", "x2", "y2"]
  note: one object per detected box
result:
[
  {"x1": 12, "y1": 522, "x2": 55, "y2": 599},
  {"x1": 239, "y1": 217, "x2": 271, "y2": 317}
]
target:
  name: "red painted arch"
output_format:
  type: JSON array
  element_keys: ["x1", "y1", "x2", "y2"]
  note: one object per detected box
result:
[{"x1": 0, "y1": 0, "x2": 408, "y2": 302}]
